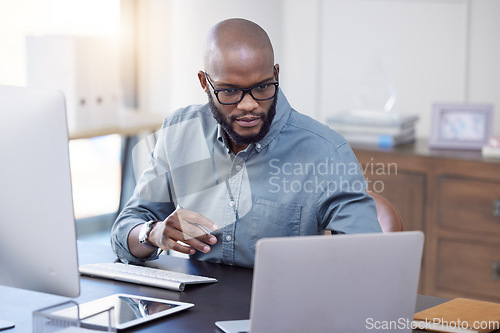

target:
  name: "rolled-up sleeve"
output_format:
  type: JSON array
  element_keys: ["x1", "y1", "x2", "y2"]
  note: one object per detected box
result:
[
  {"x1": 111, "y1": 134, "x2": 176, "y2": 264},
  {"x1": 318, "y1": 142, "x2": 381, "y2": 234}
]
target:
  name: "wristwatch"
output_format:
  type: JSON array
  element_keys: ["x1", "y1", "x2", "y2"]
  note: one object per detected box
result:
[{"x1": 138, "y1": 221, "x2": 158, "y2": 249}]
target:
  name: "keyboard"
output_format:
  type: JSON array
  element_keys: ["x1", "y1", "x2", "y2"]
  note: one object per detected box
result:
[{"x1": 79, "y1": 262, "x2": 218, "y2": 292}]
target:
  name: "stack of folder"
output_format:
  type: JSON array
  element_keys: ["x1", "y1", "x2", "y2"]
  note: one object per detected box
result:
[{"x1": 326, "y1": 111, "x2": 419, "y2": 148}]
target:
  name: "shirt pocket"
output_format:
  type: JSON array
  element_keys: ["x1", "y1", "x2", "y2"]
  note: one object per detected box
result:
[{"x1": 250, "y1": 198, "x2": 302, "y2": 251}]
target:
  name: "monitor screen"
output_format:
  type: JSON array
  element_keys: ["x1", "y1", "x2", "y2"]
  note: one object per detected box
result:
[{"x1": 0, "y1": 85, "x2": 80, "y2": 299}]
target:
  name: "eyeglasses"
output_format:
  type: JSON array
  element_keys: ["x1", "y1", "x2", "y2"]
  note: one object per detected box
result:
[{"x1": 204, "y1": 66, "x2": 279, "y2": 105}]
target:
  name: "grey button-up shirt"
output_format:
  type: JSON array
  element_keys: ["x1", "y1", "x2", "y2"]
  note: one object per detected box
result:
[{"x1": 111, "y1": 89, "x2": 381, "y2": 268}]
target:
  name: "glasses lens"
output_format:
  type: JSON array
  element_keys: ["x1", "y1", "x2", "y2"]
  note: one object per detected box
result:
[
  {"x1": 217, "y1": 89, "x2": 243, "y2": 104},
  {"x1": 251, "y1": 84, "x2": 277, "y2": 101}
]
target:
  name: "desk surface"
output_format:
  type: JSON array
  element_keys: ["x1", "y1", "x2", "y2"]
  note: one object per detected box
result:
[{"x1": 1, "y1": 242, "x2": 446, "y2": 332}]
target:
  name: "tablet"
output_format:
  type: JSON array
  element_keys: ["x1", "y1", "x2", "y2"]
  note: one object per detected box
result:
[{"x1": 54, "y1": 293, "x2": 193, "y2": 330}]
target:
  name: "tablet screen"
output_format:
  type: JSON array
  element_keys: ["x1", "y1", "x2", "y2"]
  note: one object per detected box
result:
[{"x1": 52, "y1": 293, "x2": 193, "y2": 330}]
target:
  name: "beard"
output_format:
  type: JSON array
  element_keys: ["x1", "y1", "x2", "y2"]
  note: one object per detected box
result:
[{"x1": 207, "y1": 93, "x2": 277, "y2": 145}]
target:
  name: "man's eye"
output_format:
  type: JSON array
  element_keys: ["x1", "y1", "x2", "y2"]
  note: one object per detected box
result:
[
  {"x1": 220, "y1": 89, "x2": 239, "y2": 96},
  {"x1": 254, "y1": 84, "x2": 270, "y2": 92}
]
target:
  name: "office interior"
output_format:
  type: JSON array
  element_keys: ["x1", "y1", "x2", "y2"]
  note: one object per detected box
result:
[{"x1": 2, "y1": 0, "x2": 499, "y2": 307}]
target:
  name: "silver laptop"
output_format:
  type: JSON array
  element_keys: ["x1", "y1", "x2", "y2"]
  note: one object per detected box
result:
[{"x1": 216, "y1": 231, "x2": 424, "y2": 333}]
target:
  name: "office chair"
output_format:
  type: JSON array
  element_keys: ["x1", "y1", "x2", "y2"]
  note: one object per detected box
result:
[{"x1": 369, "y1": 191, "x2": 404, "y2": 232}]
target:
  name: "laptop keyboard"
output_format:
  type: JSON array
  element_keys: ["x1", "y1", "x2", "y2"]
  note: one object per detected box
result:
[{"x1": 79, "y1": 262, "x2": 217, "y2": 292}]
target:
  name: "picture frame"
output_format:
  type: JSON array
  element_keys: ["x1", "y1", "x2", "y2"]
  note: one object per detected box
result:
[{"x1": 429, "y1": 103, "x2": 493, "y2": 150}]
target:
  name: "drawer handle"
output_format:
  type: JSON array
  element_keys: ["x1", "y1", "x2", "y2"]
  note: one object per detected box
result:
[
  {"x1": 493, "y1": 200, "x2": 500, "y2": 217},
  {"x1": 493, "y1": 262, "x2": 500, "y2": 280}
]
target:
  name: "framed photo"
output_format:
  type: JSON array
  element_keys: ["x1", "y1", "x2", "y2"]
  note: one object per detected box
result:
[{"x1": 429, "y1": 103, "x2": 493, "y2": 150}]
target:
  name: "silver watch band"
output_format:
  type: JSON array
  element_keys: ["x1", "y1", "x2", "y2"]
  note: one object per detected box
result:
[{"x1": 139, "y1": 221, "x2": 158, "y2": 249}]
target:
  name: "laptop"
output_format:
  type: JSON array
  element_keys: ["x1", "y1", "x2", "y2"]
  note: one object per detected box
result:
[{"x1": 216, "y1": 231, "x2": 424, "y2": 333}]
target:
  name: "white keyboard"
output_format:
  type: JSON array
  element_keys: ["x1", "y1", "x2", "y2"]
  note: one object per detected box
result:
[{"x1": 79, "y1": 262, "x2": 217, "y2": 292}]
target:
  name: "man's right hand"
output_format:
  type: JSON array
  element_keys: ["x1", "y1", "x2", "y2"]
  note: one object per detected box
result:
[{"x1": 147, "y1": 207, "x2": 218, "y2": 256}]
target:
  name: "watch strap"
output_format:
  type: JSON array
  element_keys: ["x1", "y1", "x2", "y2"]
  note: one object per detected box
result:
[{"x1": 139, "y1": 221, "x2": 159, "y2": 249}]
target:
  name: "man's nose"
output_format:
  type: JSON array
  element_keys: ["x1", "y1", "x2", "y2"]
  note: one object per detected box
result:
[{"x1": 236, "y1": 92, "x2": 259, "y2": 111}]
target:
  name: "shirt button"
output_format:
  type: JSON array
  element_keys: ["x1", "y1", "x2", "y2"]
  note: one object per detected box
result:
[
  {"x1": 235, "y1": 164, "x2": 242, "y2": 171},
  {"x1": 256, "y1": 143, "x2": 262, "y2": 149},
  {"x1": 226, "y1": 235, "x2": 232, "y2": 241},
  {"x1": 229, "y1": 201, "x2": 235, "y2": 207}
]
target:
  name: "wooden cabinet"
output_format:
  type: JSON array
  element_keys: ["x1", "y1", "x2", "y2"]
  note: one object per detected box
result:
[
  {"x1": 353, "y1": 140, "x2": 500, "y2": 302},
  {"x1": 365, "y1": 172, "x2": 426, "y2": 233},
  {"x1": 438, "y1": 177, "x2": 500, "y2": 235},
  {"x1": 436, "y1": 236, "x2": 500, "y2": 300}
]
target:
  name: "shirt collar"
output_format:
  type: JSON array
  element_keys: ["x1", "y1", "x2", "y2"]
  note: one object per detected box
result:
[{"x1": 216, "y1": 125, "x2": 232, "y2": 154}]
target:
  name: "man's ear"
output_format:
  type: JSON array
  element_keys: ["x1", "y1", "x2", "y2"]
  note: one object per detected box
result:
[
  {"x1": 198, "y1": 71, "x2": 208, "y2": 93},
  {"x1": 275, "y1": 63, "x2": 280, "y2": 76}
]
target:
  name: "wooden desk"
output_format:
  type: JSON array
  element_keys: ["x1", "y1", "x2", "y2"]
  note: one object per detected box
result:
[{"x1": 1, "y1": 242, "x2": 447, "y2": 332}]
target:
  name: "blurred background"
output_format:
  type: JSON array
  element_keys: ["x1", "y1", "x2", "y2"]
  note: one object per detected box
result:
[{"x1": 1, "y1": 0, "x2": 499, "y2": 242}]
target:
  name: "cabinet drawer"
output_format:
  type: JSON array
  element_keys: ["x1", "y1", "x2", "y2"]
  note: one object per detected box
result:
[
  {"x1": 436, "y1": 238, "x2": 500, "y2": 299},
  {"x1": 438, "y1": 178, "x2": 500, "y2": 235}
]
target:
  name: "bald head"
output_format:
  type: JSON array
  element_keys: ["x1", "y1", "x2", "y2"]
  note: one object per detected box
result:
[{"x1": 203, "y1": 18, "x2": 274, "y2": 75}]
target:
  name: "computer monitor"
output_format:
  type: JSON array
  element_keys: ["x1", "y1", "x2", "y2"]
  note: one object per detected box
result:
[{"x1": 0, "y1": 85, "x2": 80, "y2": 328}]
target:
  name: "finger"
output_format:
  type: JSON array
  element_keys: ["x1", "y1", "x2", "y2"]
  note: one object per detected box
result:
[
  {"x1": 181, "y1": 237, "x2": 213, "y2": 253},
  {"x1": 177, "y1": 209, "x2": 218, "y2": 231},
  {"x1": 198, "y1": 233, "x2": 217, "y2": 245},
  {"x1": 180, "y1": 221, "x2": 216, "y2": 240},
  {"x1": 157, "y1": 231, "x2": 198, "y2": 255},
  {"x1": 163, "y1": 212, "x2": 204, "y2": 240},
  {"x1": 159, "y1": 225, "x2": 214, "y2": 253},
  {"x1": 165, "y1": 208, "x2": 218, "y2": 241},
  {"x1": 161, "y1": 224, "x2": 201, "y2": 245},
  {"x1": 167, "y1": 240, "x2": 196, "y2": 255},
  {"x1": 175, "y1": 211, "x2": 217, "y2": 241}
]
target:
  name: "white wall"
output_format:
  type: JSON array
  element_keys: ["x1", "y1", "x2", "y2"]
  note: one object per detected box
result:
[
  {"x1": 0, "y1": 0, "x2": 120, "y2": 87},
  {"x1": 468, "y1": 0, "x2": 500, "y2": 112},
  {"x1": 137, "y1": 0, "x2": 284, "y2": 115},
  {"x1": 280, "y1": 1, "x2": 323, "y2": 119},
  {"x1": 320, "y1": 0, "x2": 468, "y2": 138},
  {"x1": 137, "y1": 0, "x2": 500, "y2": 138}
]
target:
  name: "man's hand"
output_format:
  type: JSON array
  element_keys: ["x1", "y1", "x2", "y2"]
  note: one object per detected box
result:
[{"x1": 149, "y1": 207, "x2": 218, "y2": 255}]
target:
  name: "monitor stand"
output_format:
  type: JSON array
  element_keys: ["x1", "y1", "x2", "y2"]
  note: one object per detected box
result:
[{"x1": 0, "y1": 319, "x2": 15, "y2": 331}]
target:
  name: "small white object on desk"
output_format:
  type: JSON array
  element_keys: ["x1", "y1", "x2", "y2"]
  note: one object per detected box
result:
[{"x1": 482, "y1": 135, "x2": 500, "y2": 158}]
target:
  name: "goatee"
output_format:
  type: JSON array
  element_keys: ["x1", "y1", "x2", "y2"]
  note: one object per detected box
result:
[{"x1": 207, "y1": 93, "x2": 277, "y2": 145}]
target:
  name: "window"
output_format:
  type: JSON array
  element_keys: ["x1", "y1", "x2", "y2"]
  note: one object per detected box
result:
[
  {"x1": 69, "y1": 135, "x2": 121, "y2": 220},
  {"x1": 1, "y1": 1, "x2": 122, "y2": 239}
]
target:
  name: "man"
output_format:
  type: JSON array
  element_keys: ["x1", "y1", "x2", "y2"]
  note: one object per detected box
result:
[{"x1": 111, "y1": 18, "x2": 381, "y2": 268}]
